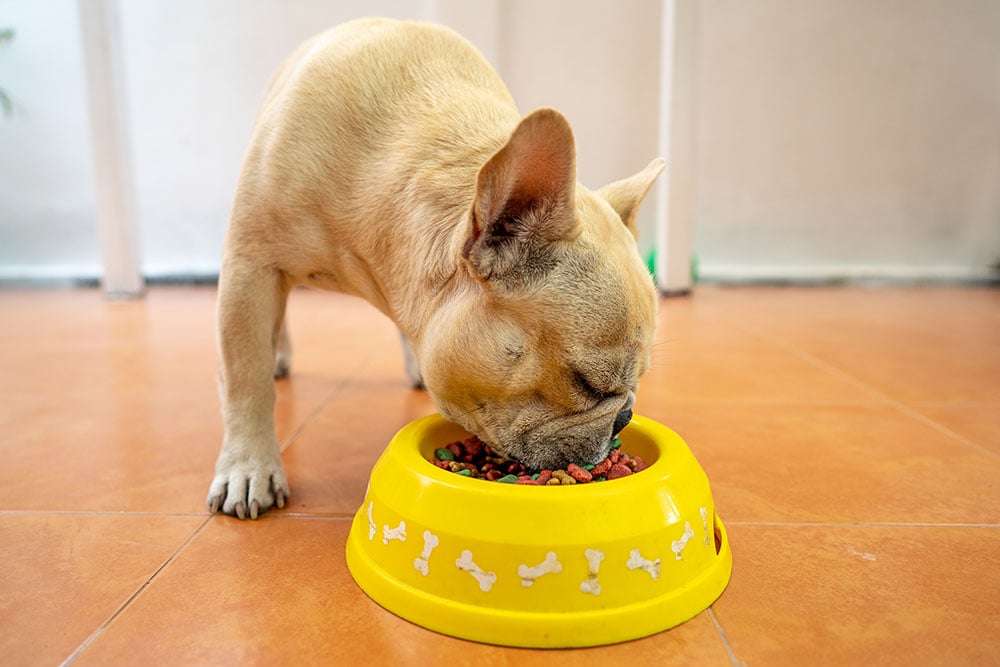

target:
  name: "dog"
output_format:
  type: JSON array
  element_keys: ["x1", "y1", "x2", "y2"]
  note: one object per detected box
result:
[{"x1": 208, "y1": 18, "x2": 664, "y2": 519}]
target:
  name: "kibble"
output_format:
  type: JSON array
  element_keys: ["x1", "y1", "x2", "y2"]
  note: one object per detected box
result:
[{"x1": 428, "y1": 435, "x2": 647, "y2": 484}]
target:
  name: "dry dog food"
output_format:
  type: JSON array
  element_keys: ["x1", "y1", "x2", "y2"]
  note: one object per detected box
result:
[{"x1": 429, "y1": 435, "x2": 646, "y2": 484}]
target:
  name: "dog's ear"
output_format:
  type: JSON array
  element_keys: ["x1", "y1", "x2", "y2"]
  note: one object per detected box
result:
[
  {"x1": 464, "y1": 108, "x2": 578, "y2": 287},
  {"x1": 596, "y1": 158, "x2": 665, "y2": 240}
]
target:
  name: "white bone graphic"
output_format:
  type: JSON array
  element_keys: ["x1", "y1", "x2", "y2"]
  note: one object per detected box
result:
[
  {"x1": 383, "y1": 520, "x2": 407, "y2": 545},
  {"x1": 518, "y1": 552, "x2": 562, "y2": 587},
  {"x1": 366, "y1": 502, "x2": 376, "y2": 541},
  {"x1": 580, "y1": 548, "x2": 604, "y2": 595},
  {"x1": 413, "y1": 530, "x2": 440, "y2": 576},
  {"x1": 456, "y1": 549, "x2": 497, "y2": 592},
  {"x1": 672, "y1": 521, "x2": 695, "y2": 560},
  {"x1": 700, "y1": 507, "x2": 710, "y2": 546},
  {"x1": 627, "y1": 548, "x2": 661, "y2": 580}
]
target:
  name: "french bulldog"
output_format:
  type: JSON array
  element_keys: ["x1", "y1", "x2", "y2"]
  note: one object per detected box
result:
[{"x1": 208, "y1": 18, "x2": 664, "y2": 519}]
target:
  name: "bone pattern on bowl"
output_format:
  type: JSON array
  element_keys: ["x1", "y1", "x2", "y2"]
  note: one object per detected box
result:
[
  {"x1": 345, "y1": 413, "x2": 732, "y2": 647},
  {"x1": 360, "y1": 494, "x2": 718, "y2": 606}
]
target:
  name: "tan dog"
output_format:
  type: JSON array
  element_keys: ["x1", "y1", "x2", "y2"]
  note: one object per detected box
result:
[{"x1": 208, "y1": 18, "x2": 664, "y2": 519}]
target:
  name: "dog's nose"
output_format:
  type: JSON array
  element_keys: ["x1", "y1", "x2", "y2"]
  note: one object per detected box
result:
[{"x1": 612, "y1": 405, "x2": 632, "y2": 436}]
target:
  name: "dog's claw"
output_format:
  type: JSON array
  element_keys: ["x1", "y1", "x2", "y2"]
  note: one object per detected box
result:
[{"x1": 207, "y1": 455, "x2": 288, "y2": 519}]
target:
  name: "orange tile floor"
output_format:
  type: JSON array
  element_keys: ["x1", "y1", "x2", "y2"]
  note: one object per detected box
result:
[{"x1": 1, "y1": 285, "x2": 998, "y2": 665}]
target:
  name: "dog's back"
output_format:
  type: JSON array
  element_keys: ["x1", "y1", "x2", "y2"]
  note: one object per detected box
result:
[
  {"x1": 260, "y1": 18, "x2": 517, "y2": 142},
  {"x1": 227, "y1": 19, "x2": 521, "y2": 307}
]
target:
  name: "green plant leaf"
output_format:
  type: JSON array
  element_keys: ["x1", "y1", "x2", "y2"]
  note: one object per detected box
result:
[{"x1": 1, "y1": 28, "x2": 16, "y2": 115}]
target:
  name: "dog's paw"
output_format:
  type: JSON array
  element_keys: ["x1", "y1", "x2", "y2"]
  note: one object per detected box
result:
[{"x1": 207, "y1": 453, "x2": 289, "y2": 520}]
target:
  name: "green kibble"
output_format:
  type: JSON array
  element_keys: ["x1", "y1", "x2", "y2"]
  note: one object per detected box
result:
[
  {"x1": 611, "y1": 437, "x2": 622, "y2": 450},
  {"x1": 456, "y1": 469, "x2": 472, "y2": 476},
  {"x1": 531, "y1": 473, "x2": 540, "y2": 480},
  {"x1": 497, "y1": 474, "x2": 519, "y2": 483},
  {"x1": 593, "y1": 476, "x2": 607, "y2": 482},
  {"x1": 434, "y1": 447, "x2": 455, "y2": 461},
  {"x1": 582, "y1": 464, "x2": 595, "y2": 471}
]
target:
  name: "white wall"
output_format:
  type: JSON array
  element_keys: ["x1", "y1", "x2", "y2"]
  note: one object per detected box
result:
[
  {"x1": 499, "y1": 0, "x2": 663, "y2": 263},
  {"x1": 0, "y1": 0, "x2": 662, "y2": 282},
  {"x1": 500, "y1": 0, "x2": 662, "y2": 191},
  {"x1": 3, "y1": 1, "x2": 997, "y2": 285},
  {"x1": 118, "y1": 0, "x2": 451, "y2": 278},
  {"x1": 692, "y1": 0, "x2": 1000, "y2": 282},
  {"x1": 0, "y1": 0, "x2": 98, "y2": 280}
]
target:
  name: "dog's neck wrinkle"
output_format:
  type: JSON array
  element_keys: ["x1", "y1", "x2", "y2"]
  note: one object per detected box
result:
[
  {"x1": 370, "y1": 143, "x2": 500, "y2": 337},
  {"x1": 382, "y1": 204, "x2": 473, "y2": 340}
]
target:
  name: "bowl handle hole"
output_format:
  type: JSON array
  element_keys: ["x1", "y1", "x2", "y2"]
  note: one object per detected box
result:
[{"x1": 713, "y1": 514, "x2": 723, "y2": 555}]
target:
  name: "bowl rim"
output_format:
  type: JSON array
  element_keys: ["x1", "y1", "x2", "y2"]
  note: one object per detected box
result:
[
  {"x1": 396, "y1": 413, "x2": 688, "y2": 498},
  {"x1": 346, "y1": 411, "x2": 733, "y2": 648}
]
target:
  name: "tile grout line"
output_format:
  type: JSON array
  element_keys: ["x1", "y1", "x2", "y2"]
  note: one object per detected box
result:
[
  {"x1": 906, "y1": 401, "x2": 1000, "y2": 408},
  {"x1": 707, "y1": 607, "x2": 743, "y2": 666},
  {"x1": 277, "y1": 378, "x2": 351, "y2": 453},
  {"x1": 276, "y1": 350, "x2": 376, "y2": 453},
  {"x1": 0, "y1": 510, "x2": 356, "y2": 520},
  {"x1": 723, "y1": 313, "x2": 1000, "y2": 463},
  {"x1": 883, "y1": 400, "x2": 1000, "y2": 461},
  {"x1": 59, "y1": 514, "x2": 215, "y2": 666},
  {"x1": 727, "y1": 521, "x2": 1000, "y2": 529},
  {"x1": 270, "y1": 512, "x2": 356, "y2": 520},
  {"x1": 0, "y1": 510, "x2": 357, "y2": 519},
  {"x1": 794, "y1": 351, "x2": 1000, "y2": 463},
  {"x1": 714, "y1": 312, "x2": 898, "y2": 405}
]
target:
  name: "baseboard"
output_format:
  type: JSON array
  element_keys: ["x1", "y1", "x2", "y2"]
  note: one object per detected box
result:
[{"x1": 696, "y1": 263, "x2": 1000, "y2": 287}]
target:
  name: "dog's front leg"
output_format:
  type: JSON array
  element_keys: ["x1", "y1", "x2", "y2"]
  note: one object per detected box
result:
[
  {"x1": 399, "y1": 331, "x2": 424, "y2": 390},
  {"x1": 208, "y1": 260, "x2": 291, "y2": 519},
  {"x1": 274, "y1": 317, "x2": 291, "y2": 379}
]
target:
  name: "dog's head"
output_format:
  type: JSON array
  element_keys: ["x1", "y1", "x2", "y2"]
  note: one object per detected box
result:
[{"x1": 421, "y1": 108, "x2": 663, "y2": 470}]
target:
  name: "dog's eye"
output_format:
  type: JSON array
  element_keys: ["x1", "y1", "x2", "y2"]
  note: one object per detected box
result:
[{"x1": 573, "y1": 370, "x2": 616, "y2": 401}]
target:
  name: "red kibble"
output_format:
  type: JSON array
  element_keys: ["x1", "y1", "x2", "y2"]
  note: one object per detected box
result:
[
  {"x1": 430, "y1": 436, "x2": 647, "y2": 484},
  {"x1": 606, "y1": 463, "x2": 633, "y2": 480},
  {"x1": 463, "y1": 436, "x2": 484, "y2": 459},
  {"x1": 566, "y1": 463, "x2": 593, "y2": 483}
]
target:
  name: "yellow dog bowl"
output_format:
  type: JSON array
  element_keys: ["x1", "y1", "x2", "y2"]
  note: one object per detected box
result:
[{"x1": 346, "y1": 413, "x2": 732, "y2": 648}]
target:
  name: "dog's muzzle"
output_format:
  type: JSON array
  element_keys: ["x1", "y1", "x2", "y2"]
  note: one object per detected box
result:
[{"x1": 611, "y1": 391, "x2": 636, "y2": 436}]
